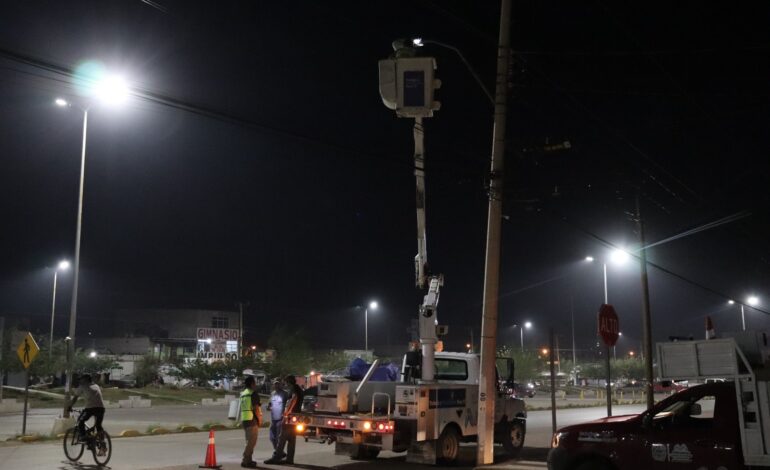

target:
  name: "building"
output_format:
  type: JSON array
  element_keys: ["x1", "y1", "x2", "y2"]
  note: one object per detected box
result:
[{"x1": 111, "y1": 309, "x2": 242, "y2": 361}]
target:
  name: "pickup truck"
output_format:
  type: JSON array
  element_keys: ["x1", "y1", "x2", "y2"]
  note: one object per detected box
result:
[
  {"x1": 549, "y1": 334, "x2": 770, "y2": 470},
  {"x1": 289, "y1": 351, "x2": 527, "y2": 465}
]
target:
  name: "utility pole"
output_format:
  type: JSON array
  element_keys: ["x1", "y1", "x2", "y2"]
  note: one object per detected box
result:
[
  {"x1": 636, "y1": 195, "x2": 654, "y2": 410},
  {"x1": 477, "y1": 0, "x2": 512, "y2": 465},
  {"x1": 237, "y1": 302, "x2": 247, "y2": 358}
]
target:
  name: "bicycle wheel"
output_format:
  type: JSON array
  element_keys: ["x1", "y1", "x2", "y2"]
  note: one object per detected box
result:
[
  {"x1": 91, "y1": 430, "x2": 112, "y2": 466},
  {"x1": 63, "y1": 428, "x2": 85, "y2": 462}
]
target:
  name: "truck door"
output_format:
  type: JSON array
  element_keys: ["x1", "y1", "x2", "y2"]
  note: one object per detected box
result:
[{"x1": 646, "y1": 385, "x2": 740, "y2": 469}]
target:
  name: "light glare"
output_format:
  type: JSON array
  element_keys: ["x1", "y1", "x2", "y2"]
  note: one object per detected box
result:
[
  {"x1": 412, "y1": 38, "x2": 423, "y2": 47},
  {"x1": 748, "y1": 296, "x2": 760, "y2": 307},
  {"x1": 728, "y1": 300, "x2": 735, "y2": 305},
  {"x1": 585, "y1": 256, "x2": 594, "y2": 262},
  {"x1": 58, "y1": 260, "x2": 71, "y2": 270},
  {"x1": 610, "y1": 249, "x2": 630, "y2": 265},
  {"x1": 55, "y1": 98, "x2": 68, "y2": 107},
  {"x1": 93, "y1": 75, "x2": 129, "y2": 105},
  {"x1": 369, "y1": 301, "x2": 378, "y2": 310},
  {"x1": 524, "y1": 321, "x2": 532, "y2": 329}
]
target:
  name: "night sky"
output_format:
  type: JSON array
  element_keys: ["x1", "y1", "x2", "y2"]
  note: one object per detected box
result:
[{"x1": 1, "y1": 1, "x2": 769, "y2": 356}]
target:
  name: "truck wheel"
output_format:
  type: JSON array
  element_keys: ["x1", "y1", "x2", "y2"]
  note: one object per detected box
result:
[
  {"x1": 501, "y1": 420, "x2": 525, "y2": 456},
  {"x1": 350, "y1": 445, "x2": 379, "y2": 460},
  {"x1": 437, "y1": 426, "x2": 460, "y2": 464}
]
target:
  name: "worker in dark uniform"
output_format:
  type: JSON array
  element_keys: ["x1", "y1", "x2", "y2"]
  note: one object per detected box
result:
[{"x1": 265, "y1": 375, "x2": 303, "y2": 465}]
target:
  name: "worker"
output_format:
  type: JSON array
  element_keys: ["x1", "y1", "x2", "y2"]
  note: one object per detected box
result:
[
  {"x1": 239, "y1": 376, "x2": 262, "y2": 468},
  {"x1": 265, "y1": 375, "x2": 303, "y2": 465},
  {"x1": 267, "y1": 379, "x2": 288, "y2": 452}
]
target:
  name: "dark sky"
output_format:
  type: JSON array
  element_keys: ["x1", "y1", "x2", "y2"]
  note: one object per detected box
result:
[{"x1": 1, "y1": 1, "x2": 769, "y2": 355}]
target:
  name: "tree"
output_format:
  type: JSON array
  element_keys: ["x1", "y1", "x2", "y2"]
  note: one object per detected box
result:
[
  {"x1": 134, "y1": 354, "x2": 161, "y2": 386},
  {"x1": 266, "y1": 325, "x2": 312, "y2": 378},
  {"x1": 497, "y1": 345, "x2": 542, "y2": 382},
  {"x1": 313, "y1": 350, "x2": 350, "y2": 373}
]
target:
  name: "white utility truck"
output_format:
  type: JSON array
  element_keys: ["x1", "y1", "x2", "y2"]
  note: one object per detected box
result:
[{"x1": 289, "y1": 351, "x2": 526, "y2": 464}]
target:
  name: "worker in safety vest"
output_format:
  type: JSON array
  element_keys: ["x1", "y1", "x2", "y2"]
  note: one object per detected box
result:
[{"x1": 239, "y1": 376, "x2": 262, "y2": 468}]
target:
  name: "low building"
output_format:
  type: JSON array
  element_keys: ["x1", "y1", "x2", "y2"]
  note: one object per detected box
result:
[{"x1": 113, "y1": 309, "x2": 242, "y2": 362}]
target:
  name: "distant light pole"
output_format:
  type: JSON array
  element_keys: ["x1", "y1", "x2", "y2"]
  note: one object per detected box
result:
[
  {"x1": 55, "y1": 71, "x2": 129, "y2": 404},
  {"x1": 585, "y1": 248, "x2": 629, "y2": 305},
  {"x1": 365, "y1": 301, "x2": 378, "y2": 351},
  {"x1": 614, "y1": 332, "x2": 623, "y2": 360},
  {"x1": 513, "y1": 322, "x2": 532, "y2": 352},
  {"x1": 731, "y1": 296, "x2": 760, "y2": 331},
  {"x1": 49, "y1": 260, "x2": 70, "y2": 358}
]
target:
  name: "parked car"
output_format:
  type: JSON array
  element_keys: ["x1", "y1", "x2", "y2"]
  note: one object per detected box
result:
[
  {"x1": 515, "y1": 382, "x2": 536, "y2": 398},
  {"x1": 112, "y1": 374, "x2": 137, "y2": 388}
]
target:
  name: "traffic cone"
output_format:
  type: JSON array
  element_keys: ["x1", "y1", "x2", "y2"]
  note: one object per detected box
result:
[{"x1": 199, "y1": 430, "x2": 222, "y2": 469}]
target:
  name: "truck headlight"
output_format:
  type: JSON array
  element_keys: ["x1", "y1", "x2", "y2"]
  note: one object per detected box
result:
[{"x1": 551, "y1": 432, "x2": 569, "y2": 448}]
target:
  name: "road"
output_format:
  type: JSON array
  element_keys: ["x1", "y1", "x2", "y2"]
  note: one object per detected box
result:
[{"x1": 0, "y1": 404, "x2": 646, "y2": 469}]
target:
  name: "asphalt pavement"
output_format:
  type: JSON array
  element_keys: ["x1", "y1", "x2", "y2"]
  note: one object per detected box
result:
[{"x1": 0, "y1": 404, "x2": 648, "y2": 469}]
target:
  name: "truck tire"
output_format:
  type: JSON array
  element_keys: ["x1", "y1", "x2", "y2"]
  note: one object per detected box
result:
[
  {"x1": 350, "y1": 444, "x2": 379, "y2": 460},
  {"x1": 436, "y1": 426, "x2": 460, "y2": 464},
  {"x1": 501, "y1": 419, "x2": 525, "y2": 456}
]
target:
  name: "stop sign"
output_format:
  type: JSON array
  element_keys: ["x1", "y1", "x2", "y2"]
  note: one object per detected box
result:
[{"x1": 598, "y1": 304, "x2": 620, "y2": 347}]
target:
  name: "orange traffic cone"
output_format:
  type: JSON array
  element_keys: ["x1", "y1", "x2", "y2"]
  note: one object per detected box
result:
[{"x1": 199, "y1": 430, "x2": 222, "y2": 469}]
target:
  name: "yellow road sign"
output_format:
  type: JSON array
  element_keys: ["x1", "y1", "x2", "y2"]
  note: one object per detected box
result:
[{"x1": 16, "y1": 333, "x2": 39, "y2": 369}]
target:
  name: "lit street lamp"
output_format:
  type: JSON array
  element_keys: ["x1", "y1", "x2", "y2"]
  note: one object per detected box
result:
[
  {"x1": 730, "y1": 296, "x2": 761, "y2": 331},
  {"x1": 49, "y1": 260, "x2": 70, "y2": 358},
  {"x1": 513, "y1": 321, "x2": 532, "y2": 352},
  {"x1": 56, "y1": 70, "x2": 130, "y2": 404},
  {"x1": 365, "y1": 301, "x2": 378, "y2": 351}
]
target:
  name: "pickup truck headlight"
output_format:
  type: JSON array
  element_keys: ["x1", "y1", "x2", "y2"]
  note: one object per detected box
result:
[{"x1": 551, "y1": 432, "x2": 569, "y2": 448}]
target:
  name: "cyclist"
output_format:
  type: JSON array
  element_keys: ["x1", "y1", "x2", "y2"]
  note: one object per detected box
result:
[{"x1": 66, "y1": 374, "x2": 106, "y2": 452}]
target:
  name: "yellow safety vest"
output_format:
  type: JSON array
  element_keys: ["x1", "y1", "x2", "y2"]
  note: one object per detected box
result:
[{"x1": 240, "y1": 389, "x2": 254, "y2": 422}]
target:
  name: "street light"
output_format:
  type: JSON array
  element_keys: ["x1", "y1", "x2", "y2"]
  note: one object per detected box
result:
[
  {"x1": 365, "y1": 301, "x2": 378, "y2": 351},
  {"x1": 732, "y1": 296, "x2": 761, "y2": 331},
  {"x1": 55, "y1": 70, "x2": 131, "y2": 402},
  {"x1": 585, "y1": 248, "x2": 629, "y2": 304},
  {"x1": 49, "y1": 260, "x2": 70, "y2": 358},
  {"x1": 410, "y1": 37, "x2": 494, "y2": 105},
  {"x1": 513, "y1": 322, "x2": 532, "y2": 352}
]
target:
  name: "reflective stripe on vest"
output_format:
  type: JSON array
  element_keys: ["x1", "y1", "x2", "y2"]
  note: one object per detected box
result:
[{"x1": 240, "y1": 389, "x2": 254, "y2": 421}]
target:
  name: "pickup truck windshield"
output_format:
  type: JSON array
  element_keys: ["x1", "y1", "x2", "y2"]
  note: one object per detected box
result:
[{"x1": 435, "y1": 358, "x2": 468, "y2": 381}]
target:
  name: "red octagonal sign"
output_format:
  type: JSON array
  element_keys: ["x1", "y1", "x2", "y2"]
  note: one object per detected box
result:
[{"x1": 598, "y1": 304, "x2": 620, "y2": 347}]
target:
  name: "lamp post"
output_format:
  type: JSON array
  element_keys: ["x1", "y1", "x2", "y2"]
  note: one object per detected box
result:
[
  {"x1": 49, "y1": 260, "x2": 70, "y2": 358},
  {"x1": 730, "y1": 296, "x2": 761, "y2": 331},
  {"x1": 411, "y1": 38, "x2": 494, "y2": 105},
  {"x1": 365, "y1": 301, "x2": 377, "y2": 351},
  {"x1": 513, "y1": 321, "x2": 532, "y2": 352},
  {"x1": 55, "y1": 72, "x2": 129, "y2": 405}
]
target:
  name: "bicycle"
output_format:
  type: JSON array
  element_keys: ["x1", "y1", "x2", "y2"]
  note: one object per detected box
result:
[{"x1": 63, "y1": 409, "x2": 112, "y2": 466}]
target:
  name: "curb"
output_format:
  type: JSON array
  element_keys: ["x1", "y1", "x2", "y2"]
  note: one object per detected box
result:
[
  {"x1": 150, "y1": 427, "x2": 171, "y2": 435},
  {"x1": 18, "y1": 435, "x2": 41, "y2": 442},
  {"x1": 179, "y1": 426, "x2": 200, "y2": 433},
  {"x1": 120, "y1": 429, "x2": 142, "y2": 437}
]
